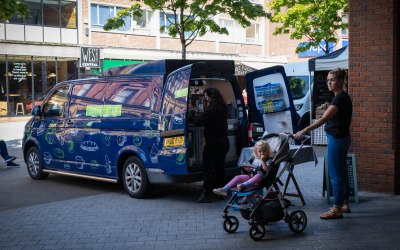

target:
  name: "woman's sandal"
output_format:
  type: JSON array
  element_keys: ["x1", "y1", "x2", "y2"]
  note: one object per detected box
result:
[
  {"x1": 329, "y1": 206, "x2": 351, "y2": 213},
  {"x1": 320, "y1": 209, "x2": 343, "y2": 219}
]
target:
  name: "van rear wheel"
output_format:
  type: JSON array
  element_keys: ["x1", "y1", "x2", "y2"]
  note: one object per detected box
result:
[{"x1": 122, "y1": 156, "x2": 150, "y2": 198}]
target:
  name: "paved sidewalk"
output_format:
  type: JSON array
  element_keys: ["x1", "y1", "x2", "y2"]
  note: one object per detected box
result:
[{"x1": 1, "y1": 122, "x2": 400, "y2": 249}]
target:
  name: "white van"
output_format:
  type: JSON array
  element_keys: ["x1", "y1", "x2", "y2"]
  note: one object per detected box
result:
[{"x1": 283, "y1": 62, "x2": 313, "y2": 130}]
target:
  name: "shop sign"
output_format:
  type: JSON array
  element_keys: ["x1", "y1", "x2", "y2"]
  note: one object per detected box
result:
[
  {"x1": 80, "y1": 47, "x2": 100, "y2": 67},
  {"x1": 235, "y1": 63, "x2": 256, "y2": 75},
  {"x1": 298, "y1": 41, "x2": 334, "y2": 57},
  {"x1": 12, "y1": 62, "x2": 27, "y2": 82}
]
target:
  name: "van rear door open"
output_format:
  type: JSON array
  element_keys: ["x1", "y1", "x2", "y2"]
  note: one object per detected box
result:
[
  {"x1": 157, "y1": 66, "x2": 192, "y2": 175},
  {"x1": 246, "y1": 66, "x2": 297, "y2": 135}
]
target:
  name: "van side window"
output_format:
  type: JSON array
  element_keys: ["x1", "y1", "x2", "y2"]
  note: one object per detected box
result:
[
  {"x1": 162, "y1": 69, "x2": 190, "y2": 116},
  {"x1": 42, "y1": 85, "x2": 69, "y2": 118},
  {"x1": 104, "y1": 78, "x2": 151, "y2": 118},
  {"x1": 69, "y1": 82, "x2": 106, "y2": 118}
]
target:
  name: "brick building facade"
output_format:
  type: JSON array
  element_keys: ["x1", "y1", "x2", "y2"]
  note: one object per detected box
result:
[{"x1": 349, "y1": 0, "x2": 400, "y2": 193}]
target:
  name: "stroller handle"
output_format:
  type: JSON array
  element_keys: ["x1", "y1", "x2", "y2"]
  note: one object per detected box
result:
[{"x1": 289, "y1": 134, "x2": 310, "y2": 143}]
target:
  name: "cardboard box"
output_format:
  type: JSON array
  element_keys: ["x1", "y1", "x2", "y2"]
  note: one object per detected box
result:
[{"x1": 0, "y1": 102, "x2": 7, "y2": 116}]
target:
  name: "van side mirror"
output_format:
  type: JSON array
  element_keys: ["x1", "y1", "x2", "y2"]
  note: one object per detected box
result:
[{"x1": 32, "y1": 105, "x2": 42, "y2": 117}]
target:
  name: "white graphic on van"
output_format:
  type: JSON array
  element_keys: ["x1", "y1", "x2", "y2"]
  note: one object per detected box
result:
[
  {"x1": 37, "y1": 122, "x2": 45, "y2": 136},
  {"x1": 64, "y1": 163, "x2": 71, "y2": 170},
  {"x1": 80, "y1": 141, "x2": 99, "y2": 151},
  {"x1": 60, "y1": 135, "x2": 65, "y2": 146},
  {"x1": 173, "y1": 116, "x2": 183, "y2": 125},
  {"x1": 104, "y1": 155, "x2": 112, "y2": 174},
  {"x1": 144, "y1": 130, "x2": 159, "y2": 138},
  {"x1": 70, "y1": 124, "x2": 79, "y2": 136},
  {"x1": 83, "y1": 121, "x2": 95, "y2": 135},
  {"x1": 102, "y1": 134, "x2": 111, "y2": 146},
  {"x1": 54, "y1": 148, "x2": 64, "y2": 158},
  {"x1": 117, "y1": 131, "x2": 127, "y2": 146},
  {"x1": 150, "y1": 144, "x2": 159, "y2": 164},
  {"x1": 144, "y1": 120, "x2": 158, "y2": 130},
  {"x1": 75, "y1": 156, "x2": 85, "y2": 169},
  {"x1": 43, "y1": 152, "x2": 52, "y2": 164},
  {"x1": 133, "y1": 135, "x2": 142, "y2": 146}
]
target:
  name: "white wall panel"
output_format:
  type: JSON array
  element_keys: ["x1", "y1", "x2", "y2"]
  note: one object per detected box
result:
[
  {"x1": 5, "y1": 24, "x2": 24, "y2": 41},
  {"x1": 25, "y1": 26, "x2": 43, "y2": 42},
  {"x1": 61, "y1": 29, "x2": 78, "y2": 44},
  {"x1": 0, "y1": 23, "x2": 5, "y2": 40},
  {"x1": 44, "y1": 27, "x2": 61, "y2": 43}
]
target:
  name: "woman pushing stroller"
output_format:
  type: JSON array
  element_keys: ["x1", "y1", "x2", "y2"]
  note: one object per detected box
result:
[{"x1": 213, "y1": 140, "x2": 273, "y2": 196}]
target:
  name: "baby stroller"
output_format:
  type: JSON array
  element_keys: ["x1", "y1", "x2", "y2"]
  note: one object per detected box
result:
[{"x1": 221, "y1": 133, "x2": 310, "y2": 241}]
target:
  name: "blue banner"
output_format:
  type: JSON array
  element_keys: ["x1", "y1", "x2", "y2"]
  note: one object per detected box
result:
[{"x1": 298, "y1": 42, "x2": 334, "y2": 57}]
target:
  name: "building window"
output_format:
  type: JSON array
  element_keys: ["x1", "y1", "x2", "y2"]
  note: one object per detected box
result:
[
  {"x1": 60, "y1": 1, "x2": 77, "y2": 28},
  {"x1": 249, "y1": 0, "x2": 263, "y2": 4},
  {"x1": 43, "y1": 0, "x2": 60, "y2": 27},
  {"x1": 25, "y1": 0, "x2": 43, "y2": 25},
  {"x1": 91, "y1": 4, "x2": 130, "y2": 31},
  {"x1": 6, "y1": 0, "x2": 77, "y2": 28},
  {"x1": 219, "y1": 19, "x2": 235, "y2": 42},
  {"x1": 160, "y1": 13, "x2": 175, "y2": 34},
  {"x1": 132, "y1": 10, "x2": 153, "y2": 30},
  {"x1": 160, "y1": 12, "x2": 193, "y2": 37},
  {"x1": 341, "y1": 14, "x2": 349, "y2": 37},
  {"x1": 245, "y1": 23, "x2": 260, "y2": 43}
]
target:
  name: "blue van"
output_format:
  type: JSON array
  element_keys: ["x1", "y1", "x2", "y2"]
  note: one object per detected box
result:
[{"x1": 22, "y1": 60, "x2": 296, "y2": 198}]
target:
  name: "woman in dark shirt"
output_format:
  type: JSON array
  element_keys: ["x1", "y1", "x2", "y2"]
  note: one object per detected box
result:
[
  {"x1": 194, "y1": 87, "x2": 230, "y2": 203},
  {"x1": 295, "y1": 68, "x2": 352, "y2": 219}
]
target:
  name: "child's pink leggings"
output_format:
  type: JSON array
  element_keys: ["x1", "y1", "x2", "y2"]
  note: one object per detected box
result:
[{"x1": 225, "y1": 173, "x2": 263, "y2": 189}]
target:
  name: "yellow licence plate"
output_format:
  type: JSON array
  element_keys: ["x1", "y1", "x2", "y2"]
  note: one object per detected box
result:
[{"x1": 164, "y1": 136, "x2": 185, "y2": 147}]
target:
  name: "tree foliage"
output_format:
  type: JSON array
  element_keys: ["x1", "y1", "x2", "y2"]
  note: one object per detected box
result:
[
  {"x1": 104, "y1": 0, "x2": 266, "y2": 59},
  {"x1": 0, "y1": 0, "x2": 29, "y2": 22},
  {"x1": 267, "y1": 0, "x2": 348, "y2": 54}
]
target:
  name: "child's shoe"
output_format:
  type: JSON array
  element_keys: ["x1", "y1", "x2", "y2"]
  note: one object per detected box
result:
[{"x1": 213, "y1": 188, "x2": 227, "y2": 197}]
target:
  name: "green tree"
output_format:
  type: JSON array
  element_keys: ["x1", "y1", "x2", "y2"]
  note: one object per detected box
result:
[
  {"x1": 0, "y1": 0, "x2": 29, "y2": 22},
  {"x1": 267, "y1": 0, "x2": 348, "y2": 54},
  {"x1": 103, "y1": 0, "x2": 266, "y2": 59}
]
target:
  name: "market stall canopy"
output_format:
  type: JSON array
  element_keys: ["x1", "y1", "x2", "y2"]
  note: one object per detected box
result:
[{"x1": 308, "y1": 46, "x2": 348, "y2": 72}]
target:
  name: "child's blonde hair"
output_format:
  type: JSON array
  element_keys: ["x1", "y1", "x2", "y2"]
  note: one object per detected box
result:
[{"x1": 253, "y1": 140, "x2": 272, "y2": 159}]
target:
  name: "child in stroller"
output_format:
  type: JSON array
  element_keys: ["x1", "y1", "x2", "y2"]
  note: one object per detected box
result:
[
  {"x1": 220, "y1": 133, "x2": 309, "y2": 241},
  {"x1": 213, "y1": 140, "x2": 273, "y2": 197}
]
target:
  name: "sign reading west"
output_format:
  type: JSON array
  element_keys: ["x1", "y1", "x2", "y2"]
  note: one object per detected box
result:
[{"x1": 80, "y1": 47, "x2": 100, "y2": 67}]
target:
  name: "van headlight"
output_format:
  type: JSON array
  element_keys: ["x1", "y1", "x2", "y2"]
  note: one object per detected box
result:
[{"x1": 294, "y1": 104, "x2": 303, "y2": 111}]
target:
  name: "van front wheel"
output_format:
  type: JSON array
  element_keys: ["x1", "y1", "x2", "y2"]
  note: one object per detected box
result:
[
  {"x1": 122, "y1": 156, "x2": 150, "y2": 198},
  {"x1": 26, "y1": 147, "x2": 49, "y2": 180}
]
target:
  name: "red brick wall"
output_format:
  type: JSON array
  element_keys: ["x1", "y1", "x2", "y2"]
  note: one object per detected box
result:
[{"x1": 349, "y1": 0, "x2": 400, "y2": 193}]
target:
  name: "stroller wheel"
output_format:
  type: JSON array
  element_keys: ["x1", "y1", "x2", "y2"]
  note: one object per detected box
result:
[
  {"x1": 288, "y1": 210, "x2": 307, "y2": 233},
  {"x1": 223, "y1": 216, "x2": 239, "y2": 233},
  {"x1": 249, "y1": 224, "x2": 265, "y2": 241}
]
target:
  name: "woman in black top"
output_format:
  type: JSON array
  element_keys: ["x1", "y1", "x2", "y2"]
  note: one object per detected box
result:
[
  {"x1": 295, "y1": 68, "x2": 352, "y2": 219},
  {"x1": 194, "y1": 87, "x2": 230, "y2": 203}
]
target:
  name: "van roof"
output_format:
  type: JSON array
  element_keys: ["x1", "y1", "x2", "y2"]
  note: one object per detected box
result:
[{"x1": 104, "y1": 59, "x2": 235, "y2": 76}]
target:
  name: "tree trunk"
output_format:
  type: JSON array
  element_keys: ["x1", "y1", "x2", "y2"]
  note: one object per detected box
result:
[{"x1": 181, "y1": 41, "x2": 186, "y2": 60}]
